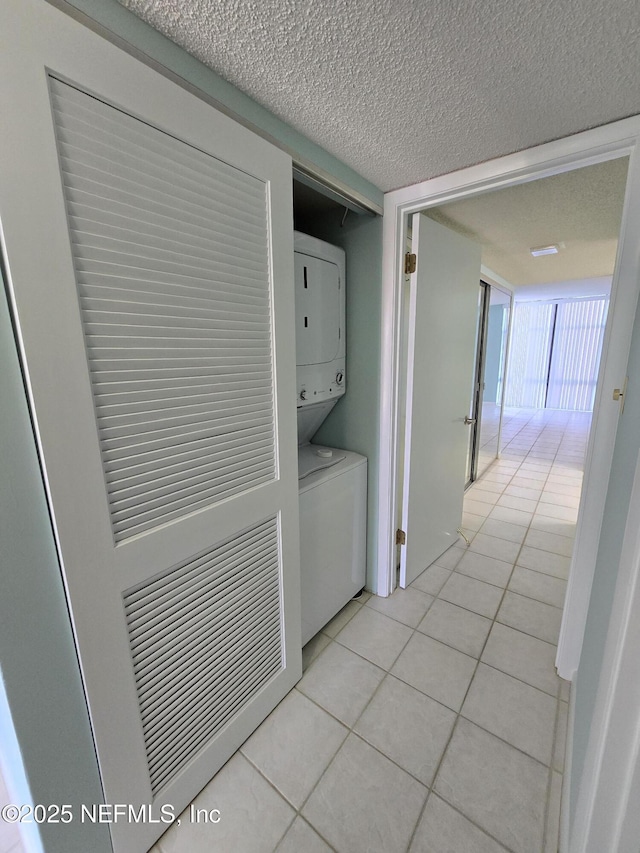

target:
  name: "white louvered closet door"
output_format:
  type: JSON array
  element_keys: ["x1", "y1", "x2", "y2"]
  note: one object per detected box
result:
[{"x1": 0, "y1": 3, "x2": 300, "y2": 852}]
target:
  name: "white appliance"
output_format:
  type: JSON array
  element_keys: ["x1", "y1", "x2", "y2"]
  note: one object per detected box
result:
[{"x1": 294, "y1": 231, "x2": 367, "y2": 645}]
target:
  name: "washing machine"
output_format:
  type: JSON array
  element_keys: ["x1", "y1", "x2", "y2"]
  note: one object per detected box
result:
[{"x1": 294, "y1": 231, "x2": 367, "y2": 645}]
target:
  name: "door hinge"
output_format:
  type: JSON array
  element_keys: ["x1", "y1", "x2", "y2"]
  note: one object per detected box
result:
[
  {"x1": 613, "y1": 376, "x2": 628, "y2": 413},
  {"x1": 396, "y1": 529, "x2": 406, "y2": 546},
  {"x1": 404, "y1": 253, "x2": 417, "y2": 275}
]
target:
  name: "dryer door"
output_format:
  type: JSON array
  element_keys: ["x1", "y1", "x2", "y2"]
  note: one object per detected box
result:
[{"x1": 294, "y1": 252, "x2": 341, "y2": 365}]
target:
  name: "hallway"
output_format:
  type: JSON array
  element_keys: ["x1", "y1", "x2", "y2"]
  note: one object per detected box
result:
[{"x1": 152, "y1": 409, "x2": 588, "y2": 853}]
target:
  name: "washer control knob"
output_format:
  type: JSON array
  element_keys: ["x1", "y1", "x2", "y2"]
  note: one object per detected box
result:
[
  {"x1": 300, "y1": 389, "x2": 307, "y2": 400},
  {"x1": 335, "y1": 371, "x2": 344, "y2": 385},
  {"x1": 316, "y1": 448, "x2": 333, "y2": 458}
]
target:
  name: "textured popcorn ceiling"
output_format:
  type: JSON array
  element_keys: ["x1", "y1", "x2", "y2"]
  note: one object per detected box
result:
[
  {"x1": 426, "y1": 158, "x2": 628, "y2": 285},
  {"x1": 118, "y1": 0, "x2": 640, "y2": 192}
]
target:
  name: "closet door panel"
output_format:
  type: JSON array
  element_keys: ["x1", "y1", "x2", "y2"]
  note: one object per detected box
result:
[{"x1": 0, "y1": 3, "x2": 300, "y2": 851}]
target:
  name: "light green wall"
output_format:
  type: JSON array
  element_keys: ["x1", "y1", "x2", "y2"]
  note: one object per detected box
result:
[
  {"x1": 0, "y1": 278, "x2": 111, "y2": 853},
  {"x1": 54, "y1": 0, "x2": 383, "y2": 211},
  {"x1": 569, "y1": 290, "x2": 640, "y2": 828},
  {"x1": 302, "y1": 212, "x2": 384, "y2": 591}
]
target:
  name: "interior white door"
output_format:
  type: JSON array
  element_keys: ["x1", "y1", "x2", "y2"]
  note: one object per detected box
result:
[
  {"x1": 400, "y1": 213, "x2": 482, "y2": 586},
  {"x1": 0, "y1": 3, "x2": 300, "y2": 852}
]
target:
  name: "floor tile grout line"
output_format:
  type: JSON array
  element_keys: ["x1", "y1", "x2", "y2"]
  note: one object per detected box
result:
[
  {"x1": 408, "y1": 788, "x2": 518, "y2": 853},
  {"x1": 362, "y1": 585, "x2": 437, "y2": 626},
  {"x1": 404, "y1": 710, "x2": 520, "y2": 853},
  {"x1": 403, "y1": 610, "x2": 507, "y2": 851},
  {"x1": 455, "y1": 705, "x2": 557, "y2": 770},
  {"x1": 397, "y1": 599, "x2": 562, "y2": 697},
  {"x1": 412, "y1": 683, "x2": 525, "y2": 850},
  {"x1": 301, "y1": 651, "x2": 448, "y2": 787},
  {"x1": 466, "y1": 411, "x2": 586, "y2": 849},
  {"x1": 463, "y1": 519, "x2": 549, "y2": 547},
  {"x1": 417, "y1": 448, "x2": 548, "y2": 847},
  {"x1": 282, "y1": 622, "x2": 438, "y2": 848},
  {"x1": 291, "y1": 411, "x2": 587, "y2": 851},
  {"x1": 469, "y1": 421, "x2": 581, "y2": 569},
  {"x1": 463, "y1": 657, "x2": 560, "y2": 699},
  {"x1": 241, "y1": 728, "x2": 342, "y2": 851},
  {"x1": 495, "y1": 584, "x2": 565, "y2": 612},
  {"x1": 491, "y1": 615, "x2": 560, "y2": 648},
  {"x1": 459, "y1": 529, "x2": 572, "y2": 579},
  {"x1": 161, "y1": 411, "x2": 589, "y2": 853},
  {"x1": 541, "y1": 691, "x2": 565, "y2": 853},
  {"x1": 315, "y1": 435, "x2": 553, "y2": 849},
  {"x1": 437, "y1": 457, "x2": 571, "y2": 651}
]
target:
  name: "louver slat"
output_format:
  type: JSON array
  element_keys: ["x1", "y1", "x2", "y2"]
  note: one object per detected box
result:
[
  {"x1": 109, "y1": 453, "x2": 273, "y2": 515},
  {"x1": 95, "y1": 386, "x2": 274, "y2": 419},
  {"x1": 145, "y1": 636, "x2": 281, "y2": 784},
  {"x1": 138, "y1": 587, "x2": 280, "y2": 723},
  {"x1": 102, "y1": 427, "x2": 272, "y2": 475},
  {"x1": 49, "y1": 77, "x2": 276, "y2": 542},
  {"x1": 52, "y1": 87, "x2": 268, "y2": 216},
  {"x1": 99, "y1": 411, "x2": 274, "y2": 449},
  {"x1": 123, "y1": 518, "x2": 283, "y2": 795},
  {"x1": 125, "y1": 521, "x2": 274, "y2": 608},
  {"x1": 99, "y1": 412, "x2": 273, "y2": 455},
  {"x1": 106, "y1": 438, "x2": 273, "y2": 493},
  {"x1": 111, "y1": 468, "x2": 275, "y2": 539},
  {"x1": 83, "y1": 306, "x2": 270, "y2": 328},
  {"x1": 78, "y1": 273, "x2": 270, "y2": 308},
  {"x1": 94, "y1": 373, "x2": 272, "y2": 400},
  {"x1": 96, "y1": 394, "x2": 273, "y2": 432},
  {"x1": 131, "y1": 555, "x2": 278, "y2": 654},
  {"x1": 151, "y1": 648, "x2": 281, "y2": 793}
]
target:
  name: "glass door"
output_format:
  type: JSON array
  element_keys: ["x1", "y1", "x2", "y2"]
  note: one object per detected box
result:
[
  {"x1": 476, "y1": 286, "x2": 512, "y2": 478},
  {"x1": 466, "y1": 283, "x2": 512, "y2": 485},
  {"x1": 466, "y1": 282, "x2": 489, "y2": 486}
]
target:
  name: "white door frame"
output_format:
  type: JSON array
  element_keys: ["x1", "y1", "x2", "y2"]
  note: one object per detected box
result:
[
  {"x1": 377, "y1": 117, "x2": 640, "y2": 683},
  {"x1": 568, "y1": 441, "x2": 640, "y2": 852}
]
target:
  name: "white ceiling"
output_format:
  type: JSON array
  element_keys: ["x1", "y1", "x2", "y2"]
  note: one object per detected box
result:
[
  {"x1": 118, "y1": 0, "x2": 640, "y2": 192},
  {"x1": 426, "y1": 157, "x2": 628, "y2": 286}
]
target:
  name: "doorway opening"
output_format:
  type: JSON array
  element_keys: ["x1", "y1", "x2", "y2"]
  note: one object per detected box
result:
[
  {"x1": 398, "y1": 159, "x2": 628, "y2": 587},
  {"x1": 380, "y1": 151, "x2": 636, "y2": 688},
  {"x1": 380, "y1": 122, "x2": 640, "y2": 693}
]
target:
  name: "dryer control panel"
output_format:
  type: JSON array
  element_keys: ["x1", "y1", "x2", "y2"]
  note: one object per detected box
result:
[{"x1": 294, "y1": 231, "x2": 346, "y2": 407}]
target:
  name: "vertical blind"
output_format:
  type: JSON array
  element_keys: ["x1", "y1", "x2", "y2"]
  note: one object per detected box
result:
[
  {"x1": 546, "y1": 299, "x2": 609, "y2": 411},
  {"x1": 505, "y1": 298, "x2": 608, "y2": 412},
  {"x1": 504, "y1": 303, "x2": 555, "y2": 408}
]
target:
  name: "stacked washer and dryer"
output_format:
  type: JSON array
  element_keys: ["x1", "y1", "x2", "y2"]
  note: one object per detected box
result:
[{"x1": 293, "y1": 232, "x2": 367, "y2": 645}]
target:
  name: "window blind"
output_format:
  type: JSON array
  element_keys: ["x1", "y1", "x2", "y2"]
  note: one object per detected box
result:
[
  {"x1": 505, "y1": 303, "x2": 554, "y2": 408},
  {"x1": 546, "y1": 299, "x2": 609, "y2": 411}
]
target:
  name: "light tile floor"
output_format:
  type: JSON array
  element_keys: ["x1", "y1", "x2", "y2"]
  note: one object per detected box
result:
[{"x1": 153, "y1": 408, "x2": 587, "y2": 853}]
